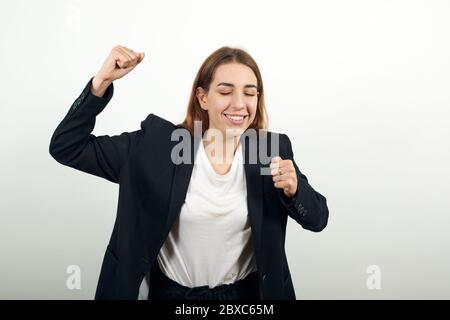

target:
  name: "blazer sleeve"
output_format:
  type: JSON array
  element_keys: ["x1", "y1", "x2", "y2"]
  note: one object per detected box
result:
[
  {"x1": 49, "y1": 76, "x2": 145, "y2": 183},
  {"x1": 277, "y1": 134, "x2": 329, "y2": 232}
]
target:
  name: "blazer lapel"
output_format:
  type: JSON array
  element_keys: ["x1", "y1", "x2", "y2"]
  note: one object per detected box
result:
[
  {"x1": 165, "y1": 133, "x2": 199, "y2": 230},
  {"x1": 242, "y1": 131, "x2": 264, "y2": 257}
]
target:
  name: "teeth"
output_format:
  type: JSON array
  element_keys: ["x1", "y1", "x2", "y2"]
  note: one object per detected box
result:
[{"x1": 225, "y1": 114, "x2": 245, "y2": 121}]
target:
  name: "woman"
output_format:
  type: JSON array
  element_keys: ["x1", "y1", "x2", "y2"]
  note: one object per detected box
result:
[{"x1": 49, "y1": 45, "x2": 329, "y2": 300}]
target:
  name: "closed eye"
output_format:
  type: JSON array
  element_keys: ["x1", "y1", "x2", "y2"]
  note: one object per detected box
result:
[{"x1": 220, "y1": 93, "x2": 256, "y2": 96}]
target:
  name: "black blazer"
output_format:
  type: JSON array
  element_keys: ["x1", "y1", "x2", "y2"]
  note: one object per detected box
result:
[{"x1": 49, "y1": 77, "x2": 329, "y2": 300}]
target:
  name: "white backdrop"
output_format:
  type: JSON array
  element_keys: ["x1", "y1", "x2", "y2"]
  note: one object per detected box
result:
[{"x1": 1, "y1": 0, "x2": 449, "y2": 299}]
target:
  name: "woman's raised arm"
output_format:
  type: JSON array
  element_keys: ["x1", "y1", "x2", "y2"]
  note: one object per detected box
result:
[{"x1": 49, "y1": 46, "x2": 146, "y2": 183}]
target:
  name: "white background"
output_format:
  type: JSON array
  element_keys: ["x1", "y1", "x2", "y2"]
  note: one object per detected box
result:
[{"x1": 1, "y1": 0, "x2": 449, "y2": 299}]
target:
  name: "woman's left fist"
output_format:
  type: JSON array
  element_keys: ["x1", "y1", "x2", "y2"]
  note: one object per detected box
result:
[{"x1": 270, "y1": 156, "x2": 298, "y2": 198}]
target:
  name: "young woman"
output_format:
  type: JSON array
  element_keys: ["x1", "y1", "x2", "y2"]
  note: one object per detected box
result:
[{"x1": 49, "y1": 45, "x2": 329, "y2": 300}]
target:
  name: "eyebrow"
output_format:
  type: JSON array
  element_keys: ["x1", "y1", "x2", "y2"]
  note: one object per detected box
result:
[{"x1": 216, "y1": 82, "x2": 258, "y2": 90}]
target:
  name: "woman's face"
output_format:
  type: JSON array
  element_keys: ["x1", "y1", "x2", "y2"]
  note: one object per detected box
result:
[{"x1": 197, "y1": 62, "x2": 259, "y2": 139}]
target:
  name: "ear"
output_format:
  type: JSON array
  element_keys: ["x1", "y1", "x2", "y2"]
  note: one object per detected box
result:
[{"x1": 196, "y1": 87, "x2": 208, "y2": 111}]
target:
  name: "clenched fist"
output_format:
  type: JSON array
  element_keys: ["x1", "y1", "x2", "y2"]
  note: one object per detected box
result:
[
  {"x1": 270, "y1": 156, "x2": 298, "y2": 198},
  {"x1": 91, "y1": 45, "x2": 145, "y2": 97}
]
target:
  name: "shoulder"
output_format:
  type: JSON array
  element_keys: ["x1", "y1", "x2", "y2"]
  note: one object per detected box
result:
[
  {"x1": 261, "y1": 130, "x2": 292, "y2": 155},
  {"x1": 264, "y1": 130, "x2": 292, "y2": 159},
  {"x1": 139, "y1": 113, "x2": 178, "y2": 133},
  {"x1": 267, "y1": 130, "x2": 289, "y2": 141}
]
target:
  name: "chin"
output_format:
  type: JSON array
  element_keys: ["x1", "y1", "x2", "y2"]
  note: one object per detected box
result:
[{"x1": 225, "y1": 127, "x2": 246, "y2": 137}]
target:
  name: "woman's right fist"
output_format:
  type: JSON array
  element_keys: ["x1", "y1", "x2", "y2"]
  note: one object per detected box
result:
[{"x1": 95, "y1": 45, "x2": 145, "y2": 83}]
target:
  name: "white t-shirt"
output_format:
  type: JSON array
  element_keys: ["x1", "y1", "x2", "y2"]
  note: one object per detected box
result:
[{"x1": 156, "y1": 139, "x2": 257, "y2": 288}]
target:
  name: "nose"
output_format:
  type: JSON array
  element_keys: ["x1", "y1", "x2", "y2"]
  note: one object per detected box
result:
[{"x1": 231, "y1": 93, "x2": 246, "y2": 110}]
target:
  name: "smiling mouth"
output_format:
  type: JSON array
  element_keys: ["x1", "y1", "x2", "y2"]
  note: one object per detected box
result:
[{"x1": 223, "y1": 113, "x2": 248, "y2": 123}]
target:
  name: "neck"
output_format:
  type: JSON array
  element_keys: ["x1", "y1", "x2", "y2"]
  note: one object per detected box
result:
[{"x1": 202, "y1": 130, "x2": 241, "y2": 165}]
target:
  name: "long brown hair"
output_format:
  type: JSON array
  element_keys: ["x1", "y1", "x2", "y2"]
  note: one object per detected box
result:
[{"x1": 178, "y1": 46, "x2": 268, "y2": 136}]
